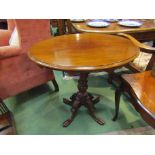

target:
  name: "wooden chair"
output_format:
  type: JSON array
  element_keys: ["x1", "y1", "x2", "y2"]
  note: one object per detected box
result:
[
  {"x1": 112, "y1": 34, "x2": 155, "y2": 128},
  {"x1": 107, "y1": 33, "x2": 155, "y2": 84},
  {"x1": 0, "y1": 19, "x2": 7, "y2": 29},
  {"x1": 113, "y1": 71, "x2": 155, "y2": 128},
  {"x1": 0, "y1": 98, "x2": 16, "y2": 134},
  {"x1": 119, "y1": 33, "x2": 155, "y2": 73},
  {"x1": 51, "y1": 19, "x2": 77, "y2": 35},
  {"x1": 126, "y1": 45, "x2": 155, "y2": 73}
]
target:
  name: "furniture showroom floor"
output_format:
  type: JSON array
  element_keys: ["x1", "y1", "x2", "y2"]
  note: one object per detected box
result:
[{"x1": 4, "y1": 71, "x2": 155, "y2": 135}]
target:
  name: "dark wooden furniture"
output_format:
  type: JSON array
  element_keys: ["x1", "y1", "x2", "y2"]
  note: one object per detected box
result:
[
  {"x1": 29, "y1": 33, "x2": 140, "y2": 127},
  {"x1": 51, "y1": 19, "x2": 76, "y2": 36},
  {"x1": 0, "y1": 98, "x2": 16, "y2": 134},
  {"x1": 0, "y1": 19, "x2": 7, "y2": 29},
  {"x1": 71, "y1": 19, "x2": 155, "y2": 72},
  {"x1": 113, "y1": 71, "x2": 155, "y2": 128},
  {"x1": 71, "y1": 20, "x2": 155, "y2": 41}
]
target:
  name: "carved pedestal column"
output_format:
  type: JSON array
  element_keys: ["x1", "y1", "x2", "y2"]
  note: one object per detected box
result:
[{"x1": 63, "y1": 73, "x2": 104, "y2": 127}]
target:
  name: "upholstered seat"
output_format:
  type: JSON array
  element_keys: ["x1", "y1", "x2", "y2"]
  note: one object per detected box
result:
[
  {"x1": 131, "y1": 42, "x2": 153, "y2": 71},
  {"x1": 0, "y1": 19, "x2": 59, "y2": 99}
]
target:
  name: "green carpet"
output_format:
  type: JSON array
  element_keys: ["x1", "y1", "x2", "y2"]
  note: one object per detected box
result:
[
  {"x1": 4, "y1": 71, "x2": 150, "y2": 135},
  {"x1": 104, "y1": 126, "x2": 155, "y2": 135}
]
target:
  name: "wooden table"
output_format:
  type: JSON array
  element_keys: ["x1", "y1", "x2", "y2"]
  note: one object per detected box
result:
[
  {"x1": 29, "y1": 33, "x2": 140, "y2": 127},
  {"x1": 71, "y1": 19, "x2": 155, "y2": 42}
]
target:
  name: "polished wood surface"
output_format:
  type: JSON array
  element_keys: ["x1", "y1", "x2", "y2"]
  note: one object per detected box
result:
[
  {"x1": 29, "y1": 33, "x2": 140, "y2": 127},
  {"x1": 113, "y1": 71, "x2": 155, "y2": 128},
  {"x1": 123, "y1": 71, "x2": 155, "y2": 115},
  {"x1": 117, "y1": 33, "x2": 155, "y2": 53},
  {"x1": 0, "y1": 112, "x2": 16, "y2": 135},
  {"x1": 29, "y1": 33, "x2": 140, "y2": 72},
  {"x1": 117, "y1": 33, "x2": 155, "y2": 72},
  {"x1": 72, "y1": 20, "x2": 155, "y2": 35}
]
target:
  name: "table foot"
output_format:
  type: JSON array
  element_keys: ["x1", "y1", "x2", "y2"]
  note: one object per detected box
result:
[
  {"x1": 89, "y1": 112, "x2": 105, "y2": 125},
  {"x1": 63, "y1": 119, "x2": 73, "y2": 127},
  {"x1": 63, "y1": 99, "x2": 80, "y2": 127},
  {"x1": 63, "y1": 73, "x2": 105, "y2": 127},
  {"x1": 92, "y1": 96, "x2": 100, "y2": 105},
  {"x1": 86, "y1": 97, "x2": 104, "y2": 125},
  {"x1": 63, "y1": 98, "x2": 72, "y2": 106},
  {"x1": 95, "y1": 117, "x2": 105, "y2": 125}
]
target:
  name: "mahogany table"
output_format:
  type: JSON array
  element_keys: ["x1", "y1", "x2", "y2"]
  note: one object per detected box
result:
[
  {"x1": 71, "y1": 19, "x2": 155, "y2": 42},
  {"x1": 29, "y1": 33, "x2": 140, "y2": 127}
]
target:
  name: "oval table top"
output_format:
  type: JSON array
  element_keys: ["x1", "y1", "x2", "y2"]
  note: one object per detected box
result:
[{"x1": 29, "y1": 33, "x2": 140, "y2": 72}]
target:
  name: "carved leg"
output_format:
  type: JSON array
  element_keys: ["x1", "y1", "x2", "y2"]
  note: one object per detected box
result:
[
  {"x1": 63, "y1": 93, "x2": 77, "y2": 106},
  {"x1": 63, "y1": 98, "x2": 72, "y2": 106},
  {"x1": 92, "y1": 96, "x2": 100, "y2": 105},
  {"x1": 63, "y1": 98, "x2": 80, "y2": 127},
  {"x1": 88, "y1": 93, "x2": 99, "y2": 105},
  {"x1": 112, "y1": 83, "x2": 123, "y2": 121},
  {"x1": 52, "y1": 79, "x2": 59, "y2": 92},
  {"x1": 62, "y1": 71, "x2": 65, "y2": 77},
  {"x1": 107, "y1": 69, "x2": 114, "y2": 84},
  {"x1": 86, "y1": 96, "x2": 104, "y2": 125}
]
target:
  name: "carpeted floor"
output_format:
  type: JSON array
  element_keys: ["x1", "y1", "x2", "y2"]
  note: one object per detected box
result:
[
  {"x1": 104, "y1": 126, "x2": 155, "y2": 135},
  {"x1": 4, "y1": 70, "x2": 154, "y2": 135}
]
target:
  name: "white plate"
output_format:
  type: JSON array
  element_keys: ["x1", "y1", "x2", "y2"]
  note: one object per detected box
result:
[
  {"x1": 86, "y1": 21, "x2": 110, "y2": 28},
  {"x1": 70, "y1": 19, "x2": 85, "y2": 22},
  {"x1": 104, "y1": 19, "x2": 119, "y2": 22},
  {"x1": 118, "y1": 20, "x2": 143, "y2": 27}
]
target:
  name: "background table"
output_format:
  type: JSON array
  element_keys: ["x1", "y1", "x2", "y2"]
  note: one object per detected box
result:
[
  {"x1": 71, "y1": 20, "x2": 155, "y2": 41},
  {"x1": 29, "y1": 33, "x2": 140, "y2": 127}
]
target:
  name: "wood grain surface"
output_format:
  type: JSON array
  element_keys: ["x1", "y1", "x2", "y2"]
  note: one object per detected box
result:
[{"x1": 29, "y1": 33, "x2": 140, "y2": 72}]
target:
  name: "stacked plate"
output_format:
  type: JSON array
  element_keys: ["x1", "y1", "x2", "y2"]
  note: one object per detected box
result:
[
  {"x1": 104, "y1": 19, "x2": 119, "y2": 22},
  {"x1": 70, "y1": 19, "x2": 143, "y2": 28},
  {"x1": 118, "y1": 20, "x2": 143, "y2": 27},
  {"x1": 86, "y1": 19, "x2": 143, "y2": 28},
  {"x1": 70, "y1": 19, "x2": 85, "y2": 22},
  {"x1": 86, "y1": 20, "x2": 110, "y2": 28}
]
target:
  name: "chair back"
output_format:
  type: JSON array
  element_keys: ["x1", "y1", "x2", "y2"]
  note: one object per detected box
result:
[
  {"x1": 7, "y1": 19, "x2": 15, "y2": 32},
  {"x1": 14, "y1": 19, "x2": 51, "y2": 52}
]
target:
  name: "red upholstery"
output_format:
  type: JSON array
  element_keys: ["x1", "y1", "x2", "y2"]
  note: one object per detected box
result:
[
  {"x1": 0, "y1": 20, "x2": 15, "y2": 46},
  {"x1": 0, "y1": 19, "x2": 56, "y2": 99}
]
